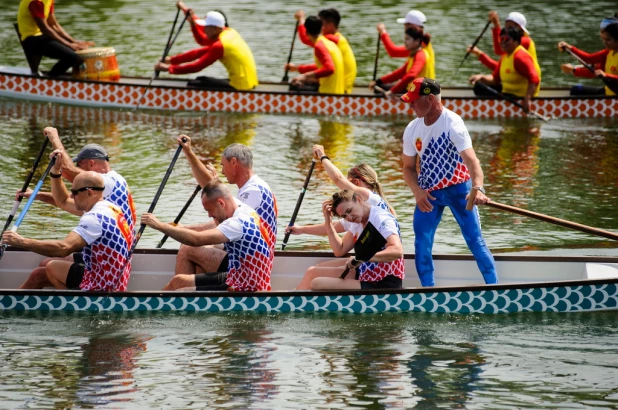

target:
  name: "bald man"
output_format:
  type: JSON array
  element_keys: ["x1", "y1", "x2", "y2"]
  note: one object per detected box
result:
[{"x1": 2, "y1": 171, "x2": 134, "y2": 291}]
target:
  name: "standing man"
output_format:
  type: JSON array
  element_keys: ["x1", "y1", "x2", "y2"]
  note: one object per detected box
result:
[
  {"x1": 142, "y1": 180, "x2": 273, "y2": 292},
  {"x1": 155, "y1": 11, "x2": 258, "y2": 91},
  {"x1": 17, "y1": 0, "x2": 94, "y2": 76},
  {"x1": 3, "y1": 171, "x2": 134, "y2": 291},
  {"x1": 400, "y1": 77, "x2": 498, "y2": 287},
  {"x1": 172, "y1": 136, "x2": 277, "y2": 286},
  {"x1": 296, "y1": 9, "x2": 357, "y2": 94},
  {"x1": 284, "y1": 16, "x2": 345, "y2": 94}
]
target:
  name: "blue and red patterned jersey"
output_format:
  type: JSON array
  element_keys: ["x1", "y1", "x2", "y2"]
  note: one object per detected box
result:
[
  {"x1": 341, "y1": 206, "x2": 405, "y2": 282},
  {"x1": 73, "y1": 200, "x2": 134, "y2": 291},
  {"x1": 402, "y1": 108, "x2": 472, "y2": 192},
  {"x1": 101, "y1": 170, "x2": 136, "y2": 231},
  {"x1": 218, "y1": 203, "x2": 273, "y2": 291},
  {"x1": 236, "y1": 175, "x2": 277, "y2": 252}
]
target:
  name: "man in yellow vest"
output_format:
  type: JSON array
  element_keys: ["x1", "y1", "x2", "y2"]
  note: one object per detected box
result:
[
  {"x1": 296, "y1": 9, "x2": 357, "y2": 94},
  {"x1": 468, "y1": 26, "x2": 541, "y2": 114},
  {"x1": 155, "y1": 11, "x2": 258, "y2": 91},
  {"x1": 16, "y1": 0, "x2": 94, "y2": 76},
  {"x1": 284, "y1": 16, "x2": 345, "y2": 94}
]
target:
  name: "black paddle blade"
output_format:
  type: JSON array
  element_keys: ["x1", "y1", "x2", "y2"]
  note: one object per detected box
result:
[{"x1": 354, "y1": 221, "x2": 387, "y2": 261}]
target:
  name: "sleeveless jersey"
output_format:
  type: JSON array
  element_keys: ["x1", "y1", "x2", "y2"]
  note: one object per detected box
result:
[
  {"x1": 500, "y1": 45, "x2": 541, "y2": 97},
  {"x1": 17, "y1": 0, "x2": 53, "y2": 41},
  {"x1": 604, "y1": 50, "x2": 618, "y2": 96},
  {"x1": 218, "y1": 28, "x2": 259, "y2": 90},
  {"x1": 333, "y1": 32, "x2": 357, "y2": 94},
  {"x1": 406, "y1": 48, "x2": 432, "y2": 81},
  {"x1": 218, "y1": 203, "x2": 273, "y2": 291},
  {"x1": 314, "y1": 36, "x2": 345, "y2": 94},
  {"x1": 74, "y1": 200, "x2": 134, "y2": 291}
]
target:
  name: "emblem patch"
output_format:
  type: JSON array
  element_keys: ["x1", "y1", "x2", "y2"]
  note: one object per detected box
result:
[{"x1": 415, "y1": 137, "x2": 422, "y2": 152}]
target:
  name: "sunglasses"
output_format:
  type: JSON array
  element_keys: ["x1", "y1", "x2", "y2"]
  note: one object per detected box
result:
[{"x1": 71, "y1": 186, "x2": 105, "y2": 196}]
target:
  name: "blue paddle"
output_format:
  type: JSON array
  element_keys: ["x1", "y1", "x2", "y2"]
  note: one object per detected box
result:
[{"x1": 0, "y1": 154, "x2": 57, "y2": 260}]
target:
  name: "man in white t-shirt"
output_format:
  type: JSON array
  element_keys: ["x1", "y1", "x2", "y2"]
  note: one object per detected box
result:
[
  {"x1": 172, "y1": 136, "x2": 277, "y2": 281},
  {"x1": 3, "y1": 171, "x2": 133, "y2": 291},
  {"x1": 16, "y1": 128, "x2": 135, "y2": 289},
  {"x1": 141, "y1": 180, "x2": 273, "y2": 292},
  {"x1": 400, "y1": 77, "x2": 498, "y2": 287}
]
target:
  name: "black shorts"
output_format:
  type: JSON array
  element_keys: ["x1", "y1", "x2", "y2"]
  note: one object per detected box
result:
[
  {"x1": 195, "y1": 271, "x2": 228, "y2": 291},
  {"x1": 66, "y1": 262, "x2": 85, "y2": 290},
  {"x1": 361, "y1": 275, "x2": 403, "y2": 290}
]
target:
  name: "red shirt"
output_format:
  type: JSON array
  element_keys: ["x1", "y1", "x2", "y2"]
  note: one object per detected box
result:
[
  {"x1": 492, "y1": 47, "x2": 540, "y2": 85},
  {"x1": 169, "y1": 41, "x2": 223, "y2": 75},
  {"x1": 297, "y1": 39, "x2": 335, "y2": 79},
  {"x1": 571, "y1": 47, "x2": 618, "y2": 81},
  {"x1": 380, "y1": 31, "x2": 429, "y2": 58},
  {"x1": 379, "y1": 49, "x2": 427, "y2": 93},
  {"x1": 28, "y1": 0, "x2": 53, "y2": 19}
]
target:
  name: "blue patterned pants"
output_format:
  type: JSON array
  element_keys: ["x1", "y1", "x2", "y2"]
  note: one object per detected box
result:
[{"x1": 413, "y1": 181, "x2": 498, "y2": 286}]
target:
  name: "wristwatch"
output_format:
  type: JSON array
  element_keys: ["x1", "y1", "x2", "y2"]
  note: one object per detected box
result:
[{"x1": 474, "y1": 186, "x2": 486, "y2": 194}]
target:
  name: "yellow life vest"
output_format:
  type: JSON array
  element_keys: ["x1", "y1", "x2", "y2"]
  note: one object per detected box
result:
[
  {"x1": 525, "y1": 36, "x2": 539, "y2": 69},
  {"x1": 424, "y1": 42, "x2": 436, "y2": 80},
  {"x1": 334, "y1": 32, "x2": 357, "y2": 94},
  {"x1": 500, "y1": 45, "x2": 541, "y2": 97},
  {"x1": 218, "y1": 28, "x2": 259, "y2": 90},
  {"x1": 17, "y1": 0, "x2": 53, "y2": 41},
  {"x1": 314, "y1": 36, "x2": 345, "y2": 94},
  {"x1": 405, "y1": 48, "x2": 431, "y2": 84},
  {"x1": 604, "y1": 50, "x2": 618, "y2": 96}
]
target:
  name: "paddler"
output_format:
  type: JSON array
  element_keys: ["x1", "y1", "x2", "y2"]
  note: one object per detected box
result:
[
  {"x1": 296, "y1": 8, "x2": 357, "y2": 94},
  {"x1": 155, "y1": 11, "x2": 258, "y2": 91},
  {"x1": 284, "y1": 15, "x2": 345, "y2": 94}
]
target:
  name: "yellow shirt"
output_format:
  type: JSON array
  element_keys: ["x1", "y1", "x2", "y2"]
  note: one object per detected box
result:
[
  {"x1": 500, "y1": 45, "x2": 541, "y2": 97},
  {"x1": 218, "y1": 28, "x2": 259, "y2": 90},
  {"x1": 604, "y1": 50, "x2": 618, "y2": 96},
  {"x1": 314, "y1": 36, "x2": 345, "y2": 94},
  {"x1": 333, "y1": 32, "x2": 357, "y2": 94},
  {"x1": 17, "y1": 0, "x2": 53, "y2": 41}
]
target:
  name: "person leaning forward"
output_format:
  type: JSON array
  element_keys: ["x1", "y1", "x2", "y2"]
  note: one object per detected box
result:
[
  {"x1": 468, "y1": 26, "x2": 541, "y2": 114},
  {"x1": 170, "y1": 136, "x2": 277, "y2": 288},
  {"x1": 142, "y1": 180, "x2": 273, "y2": 292},
  {"x1": 17, "y1": 0, "x2": 94, "y2": 76},
  {"x1": 285, "y1": 15, "x2": 345, "y2": 94},
  {"x1": 296, "y1": 9, "x2": 357, "y2": 94},
  {"x1": 2, "y1": 171, "x2": 134, "y2": 291},
  {"x1": 155, "y1": 11, "x2": 258, "y2": 91},
  {"x1": 400, "y1": 77, "x2": 498, "y2": 287}
]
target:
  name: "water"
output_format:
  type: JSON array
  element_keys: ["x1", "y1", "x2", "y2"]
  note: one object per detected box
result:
[{"x1": 1, "y1": 0, "x2": 618, "y2": 408}]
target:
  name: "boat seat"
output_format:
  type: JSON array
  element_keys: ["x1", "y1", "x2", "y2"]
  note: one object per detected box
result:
[
  {"x1": 585, "y1": 263, "x2": 618, "y2": 279},
  {"x1": 14, "y1": 23, "x2": 42, "y2": 76}
]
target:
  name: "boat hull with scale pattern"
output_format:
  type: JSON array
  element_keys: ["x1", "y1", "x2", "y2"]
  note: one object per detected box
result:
[
  {"x1": 1, "y1": 67, "x2": 617, "y2": 119},
  {"x1": 1, "y1": 249, "x2": 617, "y2": 314}
]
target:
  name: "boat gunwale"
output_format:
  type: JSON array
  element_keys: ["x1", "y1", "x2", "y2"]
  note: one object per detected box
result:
[{"x1": 2, "y1": 69, "x2": 617, "y2": 101}]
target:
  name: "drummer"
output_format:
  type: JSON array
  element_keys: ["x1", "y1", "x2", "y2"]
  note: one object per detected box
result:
[
  {"x1": 17, "y1": 0, "x2": 94, "y2": 76},
  {"x1": 154, "y1": 11, "x2": 258, "y2": 91}
]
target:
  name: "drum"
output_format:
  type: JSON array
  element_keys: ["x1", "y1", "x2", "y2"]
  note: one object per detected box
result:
[{"x1": 72, "y1": 47, "x2": 120, "y2": 81}]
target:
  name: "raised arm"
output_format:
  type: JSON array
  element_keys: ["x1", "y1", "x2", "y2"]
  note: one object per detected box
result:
[
  {"x1": 312, "y1": 145, "x2": 372, "y2": 200},
  {"x1": 178, "y1": 135, "x2": 219, "y2": 187}
]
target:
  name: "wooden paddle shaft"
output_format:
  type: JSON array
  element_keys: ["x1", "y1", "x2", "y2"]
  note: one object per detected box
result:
[
  {"x1": 486, "y1": 201, "x2": 618, "y2": 241},
  {"x1": 466, "y1": 187, "x2": 478, "y2": 211}
]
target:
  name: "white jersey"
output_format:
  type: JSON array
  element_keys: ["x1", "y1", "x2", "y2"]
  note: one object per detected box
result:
[{"x1": 402, "y1": 107, "x2": 472, "y2": 191}]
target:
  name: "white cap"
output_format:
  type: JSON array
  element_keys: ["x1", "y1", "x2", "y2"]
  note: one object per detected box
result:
[
  {"x1": 196, "y1": 11, "x2": 225, "y2": 27},
  {"x1": 396, "y1": 10, "x2": 426, "y2": 27},
  {"x1": 505, "y1": 12, "x2": 529, "y2": 34}
]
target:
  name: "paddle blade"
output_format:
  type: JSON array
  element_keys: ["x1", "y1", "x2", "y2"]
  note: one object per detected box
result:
[{"x1": 354, "y1": 221, "x2": 387, "y2": 261}]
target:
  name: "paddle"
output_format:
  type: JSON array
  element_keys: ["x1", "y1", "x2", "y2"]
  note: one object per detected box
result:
[
  {"x1": 475, "y1": 81, "x2": 551, "y2": 122},
  {"x1": 135, "y1": 11, "x2": 189, "y2": 110},
  {"x1": 157, "y1": 8, "x2": 182, "y2": 79},
  {"x1": 372, "y1": 33, "x2": 381, "y2": 82},
  {"x1": 339, "y1": 221, "x2": 387, "y2": 279},
  {"x1": 282, "y1": 20, "x2": 299, "y2": 83},
  {"x1": 485, "y1": 201, "x2": 618, "y2": 242},
  {"x1": 281, "y1": 158, "x2": 316, "y2": 250},
  {"x1": 0, "y1": 155, "x2": 57, "y2": 260},
  {"x1": 563, "y1": 47, "x2": 618, "y2": 95},
  {"x1": 455, "y1": 20, "x2": 491, "y2": 76},
  {"x1": 1, "y1": 136, "x2": 49, "y2": 237},
  {"x1": 156, "y1": 184, "x2": 201, "y2": 248}
]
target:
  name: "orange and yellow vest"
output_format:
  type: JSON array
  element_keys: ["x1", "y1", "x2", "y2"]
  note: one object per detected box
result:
[
  {"x1": 314, "y1": 36, "x2": 345, "y2": 94},
  {"x1": 333, "y1": 32, "x2": 357, "y2": 94},
  {"x1": 604, "y1": 50, "x2": 618, "y2": 96},
  {"x1": 405, "y1": 48, "x2": 432, "y2": 84},
  {"x1": 424, "y1": 42, "x2": 436, "y2": 80},
  {"x1": 218, "y1": 28, "x2": 258, "y2": 90},
  {"x1": 17, "y1": 0, "x2": 53, "y2": 41},
  {"x1": 500, "y1": 45, "x2": 541, "y2": 97}
]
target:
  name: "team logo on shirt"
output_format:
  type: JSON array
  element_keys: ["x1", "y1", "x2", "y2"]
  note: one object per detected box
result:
[
  {"x1": 611, "y1": 66, "x2": 616, "y2": 72},
  {"x1": 415, "y1": 137, "x2": 422, "y2": 152},
  {"x1": 240, "y1": 192, "x2": 249, "y2": 201}
]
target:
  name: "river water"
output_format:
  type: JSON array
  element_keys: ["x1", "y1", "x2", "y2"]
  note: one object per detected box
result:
[{"x1": 0, "y1": 0, "x2": 618, "y2": 408}]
